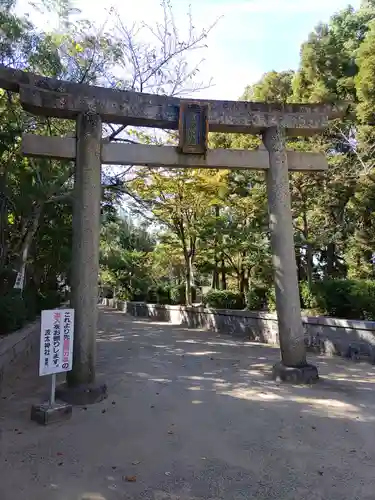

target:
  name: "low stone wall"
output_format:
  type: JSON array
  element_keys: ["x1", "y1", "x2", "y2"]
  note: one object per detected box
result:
[
  {"x1": 0, "y1": 319, "x2": 40, "y2": 394},
  {"x1": 103, "y1": 299, "x2": 375, "y2": 363}
]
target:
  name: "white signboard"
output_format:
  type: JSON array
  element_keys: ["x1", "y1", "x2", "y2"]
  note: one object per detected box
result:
[
  {"x1": 13, "y1": 265, "x2": 25, "y2": 290},
  {"x1": 39, "y1": 309, "x2": 74, "y2": 376}
]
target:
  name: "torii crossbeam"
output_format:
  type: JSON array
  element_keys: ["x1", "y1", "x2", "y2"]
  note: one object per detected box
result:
[{"x1": 0, "y1": 64, "x2": 347, "y2": 400}]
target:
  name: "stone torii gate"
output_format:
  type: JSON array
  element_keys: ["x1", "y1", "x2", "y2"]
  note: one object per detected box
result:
[{"x1": 0, "y1": 66, "x2": 346, "y2": 401}]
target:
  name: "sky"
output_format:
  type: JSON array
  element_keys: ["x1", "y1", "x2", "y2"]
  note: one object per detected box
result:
[{"x1": 15, "y1": 0, "x2": 361, "y2": 100}]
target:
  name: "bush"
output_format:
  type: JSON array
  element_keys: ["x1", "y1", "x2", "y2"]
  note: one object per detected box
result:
[
  {"x1": 266, "y1": 286, "x2": 276, "y2": 312},
  {"x1": 170, "y1": 284, "x2": 185, "y2": 305},
  {"x1": 147, "y1": 285, "x2": 170, "y2": 305},
  {"x1": 0, "y1": 290, "x2": 28, "y2": 335},
  {"x1": 37, "y1": 290, "x2": 63, "y2": 311},
  {"x1": 247, "y1": 286, "x2": 268, "y2": 310},
  {"x1": 170, "y1": 284, "x2": 196, "y2": 305},
  {"x1": 204, "y1": 290, "x2": 245, "y2": 310},
  {"x1": 299, "y1": 279, "x2": 375, "y2": 320},
  {"x1": 299, "y1": 281, "x2": 318, "y2": 311}
]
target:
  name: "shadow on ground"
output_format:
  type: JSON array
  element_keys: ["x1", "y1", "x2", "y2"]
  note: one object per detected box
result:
[{"x1": 1, "y1": 307, "x2": 375, "y2": 500}]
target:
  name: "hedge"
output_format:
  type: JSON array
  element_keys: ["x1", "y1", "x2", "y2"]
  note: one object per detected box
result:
[
  {"x1": 247, "y1": 286, "x2": 268, "y2": 310},
  {"x1": 300, "y1": 279, "x2": 375, "y2": 320},
  {"x1": 204, "y1": 290, "x2": 245, "y2": 310},
  {"x1": 0, "y1": 288, "x2": 65, "y2": 336}
]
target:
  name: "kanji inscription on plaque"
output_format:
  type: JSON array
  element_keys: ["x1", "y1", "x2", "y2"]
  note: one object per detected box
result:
[{"x1": 179, "y1": 102, "x2": 208, "y2": 155}]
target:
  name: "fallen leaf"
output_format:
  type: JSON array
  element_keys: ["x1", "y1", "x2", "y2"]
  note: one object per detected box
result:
[
  {"x1": 165, "y1": 472, "x2": 171, "y2": 476},
  {"x1": 124, "y1": 476, "x2": 137, "y2": 482},
  {"x1": 56, "y1": 452, "x2": 63, "y2": 456},
  {"x1": 58, "y1": 462, "x2": 63, "y2": 466},
  {"x1": 150, "y1": 405, "x2": 155, "y2": 408},
  {"x1": 168, "y1": 430, "x2": 174, "y2": 435},
  {"x1": 132, "y1": 461, "x2": 141, "y2": 465},
  {"x1": 201, "y1": 457, "x2": 206, "y2": 460},
  {"x1": 311, "y1": 426, "x2": 316, "y2": 430},
  {"x1": 112, "y1": 401, "x2": 116, "y2": 405},
  {"x1": 112, "y1": 466, "x2": 117, "y2": 470},
  {"x1": 102, "y1": 409, "x2": 106, "y2": 414},
  {"x1": 318, "y1": 471, "x2": 324, "y2": 476}
]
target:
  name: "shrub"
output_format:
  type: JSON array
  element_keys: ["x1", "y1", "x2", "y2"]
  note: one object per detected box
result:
[
  {"x1": 247, "y1": 286, "x2": 268, "y2": 310},
  {"x1": 351, "y1": 280, "x2": 375, "y2": 320},
  {"x1": 0, "y1": 290, "x2": 28, "y2": 335},
  {"x1": 266, "y1": 286, "x2": 276, "y2": 312},
  {"x1": 37, "y1": 290, "x2": 63, "y2": 311},
  {"x1": 170, "y1": 284, "x2": 185, "y2": 305},
  {"x1": 170, "y1": 284, "x2": 196, "y2": 305},
  {"x1": 299, "y1": 281, "x2": 318, "y2": 311},
  {"x1": 299, "y1": 279, "x2": 375, "y2": 320},
  {"x1": 147, "y1": 284, "x2": 170, "y2": 305},
  {"x1": 204, "y1": 290, "x2": 245, "y2": 310}
]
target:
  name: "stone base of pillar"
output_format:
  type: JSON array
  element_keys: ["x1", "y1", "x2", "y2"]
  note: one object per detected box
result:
[
  {"x1": 56, "y1": 382, "x2": 107, "y2": 405},
  {"x1": 30, "y1": 402, "x2": 72, "y2": 425},
  {"x1": 272, "y1": 362, "x2": 319, "y2": 384}
]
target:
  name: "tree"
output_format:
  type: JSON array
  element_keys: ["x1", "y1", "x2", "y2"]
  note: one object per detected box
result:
[{"x1": 128, "y1": 168, "x2": 226, "y2": 305}]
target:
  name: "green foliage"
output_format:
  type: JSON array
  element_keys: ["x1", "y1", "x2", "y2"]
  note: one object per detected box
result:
[
  {"x1": 243, "y1": 70, "x2": 294, "y2": 103},
  {"x1": 266, "y1": 287, "x2": 276, "y2": 312},
  {"x1": 247, "y1": 286, "x2": 268, "y2": 310},
  {"x1": 204, "y1": 290, "x2": 245, "y2": 310},
  {"x1": 170, "y1": 284, "x2": 185, "y2": 305},
  {"x1": 146, "y1": 284, "x2": 171, "y2": 305},
  {"x1": 300, "y1": 280, "x2": 375, "y2": 320},
  {"x1": 37, "y1": 290, "x2": 63, "y2": 311},
  {"x1": 0, "y1": 290, "x2": 27, "y2": 335}
]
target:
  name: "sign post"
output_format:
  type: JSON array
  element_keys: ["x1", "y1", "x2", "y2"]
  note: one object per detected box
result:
[{"x1": 31, "y1": 309, "x2": 75, "y2": 425}]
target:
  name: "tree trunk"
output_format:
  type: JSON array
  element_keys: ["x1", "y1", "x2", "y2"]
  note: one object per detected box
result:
[
  {"x1": 296, "y1": 250, "x2": 304, "y2": 281},
  {"x1": 239, "y1": 269, "x2": 249, "y2": 294},
  {"x1": 326, "y1": 243, "x2": 335, "y2": 278},
  {"x1": 185, "y1": 253, "x2": 193, "y2": 306},
  {"x1": 220, "y1": 258, "x2": 226, "y2": 290},
  {"x1": 306, "y1": 242, "x2": 313, "y2": 288},
  {"x1": 13, "y1": 204, "x2": 43, "y2": 290},
  {"x1": 212, "y1": 259, "x2": 219, "y2": 289},
  {"x1": 0, "y1": 169, "x2": 8, "y2": 269},
  {"x1": 212, "y1": 205, "x2": 220, "y2": 289}
]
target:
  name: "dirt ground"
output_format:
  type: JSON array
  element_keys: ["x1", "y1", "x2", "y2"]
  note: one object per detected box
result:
[{"x1": 1, "y1": 307, "x2": 375, "y2": 500}]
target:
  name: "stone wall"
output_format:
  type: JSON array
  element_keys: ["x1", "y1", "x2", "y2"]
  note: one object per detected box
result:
[
  {"x1": 0, "y1": 319, "x2": 40, "y2": 395},
  {"x1": 103, "y1": 299, "x2": 375, "y2": 363}
]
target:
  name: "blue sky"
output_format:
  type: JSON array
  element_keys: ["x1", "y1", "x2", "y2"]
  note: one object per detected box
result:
[{"x1": 16, "y1": 0, "x2": 361, "y2": 100}]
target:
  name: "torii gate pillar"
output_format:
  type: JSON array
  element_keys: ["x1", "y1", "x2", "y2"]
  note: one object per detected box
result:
[
  {"x1": 57, "y1": 112, "x2": 107, "y2": 404},
  {"x1": 263, "y1": 127, "x2": 317, "y2": 383}
]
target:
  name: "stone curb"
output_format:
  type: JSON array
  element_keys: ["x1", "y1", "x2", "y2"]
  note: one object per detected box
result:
[{"x1": 0, "y1": 319, "x2": 40, "y2": 395}]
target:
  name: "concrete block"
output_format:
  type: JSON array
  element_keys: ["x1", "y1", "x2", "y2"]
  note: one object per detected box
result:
[
  {"x1": 30, "y1": 402, "x2": 72, "y2": 425},
  {"x1": 272, "y1": 362, "x2": 319, "y2": 384}
]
